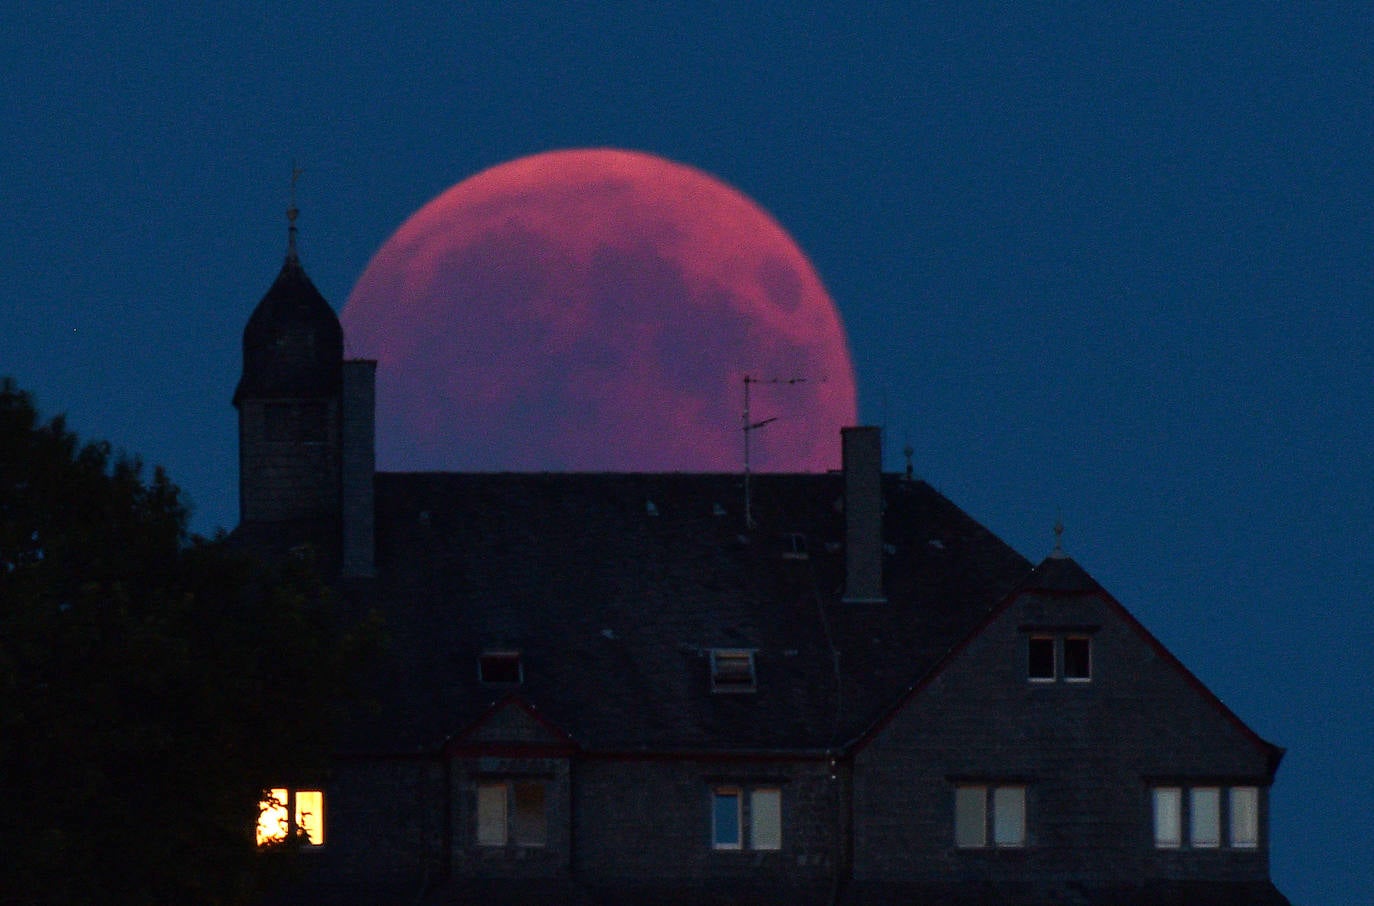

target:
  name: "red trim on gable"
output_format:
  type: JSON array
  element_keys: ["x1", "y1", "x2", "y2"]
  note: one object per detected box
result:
[
  {"x1": 442, "y1": 691, "x2": 580, "y2": 758},
  {"x1": 849, "y1": 561, "x2": 1285, "y2": 775}
]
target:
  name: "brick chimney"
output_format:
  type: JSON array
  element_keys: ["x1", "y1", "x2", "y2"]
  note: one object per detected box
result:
[
  {"x1": 339, "y1": 359, "x2": 376, "y2": 578},
  {"x1": 842, "y1": 426, "x2": 886, "y2": 603}
]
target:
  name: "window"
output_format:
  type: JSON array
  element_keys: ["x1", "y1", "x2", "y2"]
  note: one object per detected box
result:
[
  {"x1": 257, "y1": 787, "x2": 325, "y2": 847},
  {"x1": 710, "y1": 649, "x2": 756, "y2": 693},
  {"x1": 1190, "y1": 787, "x2": 1221, "y2": 848},
  {"x1": 476, "y1": 779, "x2": 547, "y2": 847},
  {"x1": 712, "y1": 787, "x2": 742, "y2": 849},
  {"x1": 711, "y1": 785, "x2": 781, "y2": 850},
  {"x1": 478, "y1": 651, "x2": 522, "y2": 685},
  {"x1": 1027, "y1": 636, "x2": 1055, "y2": 681},
  {"x1": 1151, "y1": 784, "x2": 1260, "y2": 849},
  {"x1": 1063, "y1": 636, "x2": 1091, "y2": 681},
  {"x1": 955, "y1": 784, "x2": 1025, "y2": 848},
  {"x1": 1153, "y1": 787, "x2": 1182, "y2": 848},
  {"x1": 782, "y1": 533, "x2": 809, "y2": 559},
  {"x1": 751, "y1": 788, "x2": 782, "y2": 850},
  {"x1": 1024, "y1": 631, "x2": 1093, "y2": 682},
  {"x1": 1231, "y1": 787, "x2": 1259, "y2": 848}
]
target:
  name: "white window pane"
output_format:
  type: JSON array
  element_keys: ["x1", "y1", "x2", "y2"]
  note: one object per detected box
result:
[
  {"x1": 1191, "y1": 787, "x2": 1220, "y2": 847},
  {"x1": 1230, "y1": 787, "x2": 1259, "y2": 848},
  {"x1": 713, "y1": 789, "x2": 741, "y2": 849},
  {"x1": 512, "y1": 781, "x2": 547, "y2": 846},
  {"x1": 477, "y1": 782, "x2": 508, "y2": 846},
  {"x1": 1153, "y1": 787, "x2": 1182, "y2": 847},
  {"x1": 993, "y1": 786, "x2": 1026, "y2": 847},
  {"x1": 295, "y1": 790, "x2": 325, "y2": 845},
  {"x1": 751, "y1": 788, "x2": 781, "y2": 850},
  {"x1": 955, "y1": 786, "x2": 987, "y2": 848},
  {"x1": 257, "y1": 788, "x2": 289, "y2": 847}
]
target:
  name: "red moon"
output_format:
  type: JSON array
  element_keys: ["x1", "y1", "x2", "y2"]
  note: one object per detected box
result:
[{"x1": 341, "y1": 149, "x2": 858, "y2": 473}]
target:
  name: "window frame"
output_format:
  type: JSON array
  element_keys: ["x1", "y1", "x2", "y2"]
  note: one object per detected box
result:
[
  {"x1": 710, "y1": 784, "x2": 782, "y2": 851},
  {"x1": 478, "y1": 651, "x2": 523, "y2": 685},
  {"x1": 709, "y1": 648, "x2": 757, "y2": 693},
  {"x1": 954, "y1": 782, "x2": 1026, "y2": 849},
  {"x1": 1150, "y1": 783, "x2": 1262, "y2": 850},
  {"x1": 1063, "y1": 635, "x2": 1092, "y2": 682},
  {"x1": 256, "y1": 786, "x2": 326, "y2": 848},
  {"x1": 750, "y1": 787, "x2": 782, "y2": 851},
  {"x1": 1027, "y1": 636, "x2": 1056, "y2": 682},
  {"x1": 711, "y1": 786, "x2": 743, "y2": 850},
  {"x1": 476, "y1": 778, "x2": 548, "y2": 848}
]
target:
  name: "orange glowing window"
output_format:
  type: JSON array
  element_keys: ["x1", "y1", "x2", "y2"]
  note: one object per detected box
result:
[{"x1": 256, "y1": 787, "x2": 325, "y2": 847}]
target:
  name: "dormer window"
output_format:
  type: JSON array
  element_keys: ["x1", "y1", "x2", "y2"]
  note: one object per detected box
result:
[
  {"x1": 710, "y1": 649, "x2": 756, "y2": 693},
  {"x1": 479, "y1": 651, "x2": 522, "y2": 685}
]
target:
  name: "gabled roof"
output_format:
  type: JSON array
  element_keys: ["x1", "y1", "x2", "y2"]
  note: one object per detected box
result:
[
  {"x1": 851, "y1": 553, "x2": 1285, "y2": 773},
  {"x1": 334, "y1": 471, "x2": 1030, "y2": 756}
]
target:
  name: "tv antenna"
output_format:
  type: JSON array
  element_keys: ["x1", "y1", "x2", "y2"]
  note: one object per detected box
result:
[{"x1": 742, "y1": 374, "x2": 806, "y2": 529}]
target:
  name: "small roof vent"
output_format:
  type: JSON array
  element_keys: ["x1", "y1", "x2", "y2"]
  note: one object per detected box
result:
[
  {"x1": 710, "y1": 649, "x2": 757, "y2": 693},
  {"x1": 478, "y1": 651, "x2": 522, "y2": 685}
]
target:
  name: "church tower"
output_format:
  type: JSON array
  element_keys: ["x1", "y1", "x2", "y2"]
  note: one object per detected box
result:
[{"x1": 233, "y1": 204, "x2": 375, "y2": 575}]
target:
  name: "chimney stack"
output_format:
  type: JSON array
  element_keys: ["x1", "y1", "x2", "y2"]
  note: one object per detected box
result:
[
  {"x1": 339, "y1": 359, "x2": 377, "y2": 578},
  {"x1": 842, "y1": 426, "x2": 886, "y2": 603}
]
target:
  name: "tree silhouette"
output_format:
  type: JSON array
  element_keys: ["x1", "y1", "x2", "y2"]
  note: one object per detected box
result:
[{"x1": 0, "y1": 378, "x2": 375, "y2": 905}]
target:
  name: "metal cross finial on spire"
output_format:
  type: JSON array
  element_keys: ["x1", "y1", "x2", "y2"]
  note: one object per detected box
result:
[
  {"x1": 286, "y1": 161, "x2": 304, "y2": 256},
  {"x1": 1051, "y1": 516, "x2": 1067, "y2": 559}
]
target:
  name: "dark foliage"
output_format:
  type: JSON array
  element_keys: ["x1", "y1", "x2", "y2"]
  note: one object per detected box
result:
[{"x1": 0, "y1": 378, "x2": 375, "y2": 905}]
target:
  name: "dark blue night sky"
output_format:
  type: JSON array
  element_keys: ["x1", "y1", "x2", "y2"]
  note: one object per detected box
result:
[{"x1": 2, "y1": 6, "x2": 1367, "y2": 901}]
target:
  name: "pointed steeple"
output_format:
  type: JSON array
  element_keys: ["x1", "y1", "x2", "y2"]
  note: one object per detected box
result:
[{"x1": 233, "y1": 203, "x2": 342, "y2": 405}]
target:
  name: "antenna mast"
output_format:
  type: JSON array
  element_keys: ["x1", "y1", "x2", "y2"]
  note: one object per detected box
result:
[{"x1": 742, "y1": 374, "x2": 805, "y2": 529}]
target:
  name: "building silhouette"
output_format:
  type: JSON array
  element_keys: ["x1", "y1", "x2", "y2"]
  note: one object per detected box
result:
[{"x1": 239, "y1": 225, "x2": 1291, "y2": 905}]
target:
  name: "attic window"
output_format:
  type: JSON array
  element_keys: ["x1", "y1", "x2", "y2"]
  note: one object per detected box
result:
[
  {"x1": 479, "y1": 652, "x2": 522, "y2": 685},
  {"x1": 710, "y1": 649, "x2": 756, "y2": 693},
  {"x1": 782, "y1": 533, "x2": 809, "y2": 560}
]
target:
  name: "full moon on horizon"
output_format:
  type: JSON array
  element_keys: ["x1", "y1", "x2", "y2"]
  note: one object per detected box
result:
[{"x1": 341, "y1": 148, "x2": 858, "y2": 473}]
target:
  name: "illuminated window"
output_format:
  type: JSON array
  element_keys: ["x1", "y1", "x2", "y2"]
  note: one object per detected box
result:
[
  {"x1": 476, "y1": 779, "x2": 546, "y2": 847},
  {"x1": 710, "y1": 649, "x2": 756, "y2": 693},
  {"x1": 955, "y1": 784, "x2": 1025, "y2": 848},
  {"x1": 256, "y1": 787, "x2": 325, "y2": 847}
]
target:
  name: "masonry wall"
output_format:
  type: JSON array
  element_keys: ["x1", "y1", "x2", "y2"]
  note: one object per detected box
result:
[
  {"x1": 238, "y1": 397, "x2": 340, "y2": 524},
  {"x1": 852, "y1": 590, "x2": 1274, "y2": 885},
  {"x1": 570, "y1": 757, "x2": 843, "y2": 882},
  {"x1": 314, "y1": 757, "x2": 446, "y2": 883}
]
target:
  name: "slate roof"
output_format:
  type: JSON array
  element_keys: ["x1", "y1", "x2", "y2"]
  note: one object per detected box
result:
[
  {"x1": 334, "y1": 471, "x2": 1031, "y2": 755},
  {"x1": 234, "y1": 248, "x2": 343, "y2": 404}
]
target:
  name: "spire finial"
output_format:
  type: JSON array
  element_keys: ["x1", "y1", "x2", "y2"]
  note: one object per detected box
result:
[
  {"x1": 903, "y1": 443, "x2": 914, "y2": 481},
  {"x1": 286, "y1": 161, "x2": 303, "y2": 257},
  {"x1": 1050, "y1": 516, "x2": 1066, "y2": 559}
]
